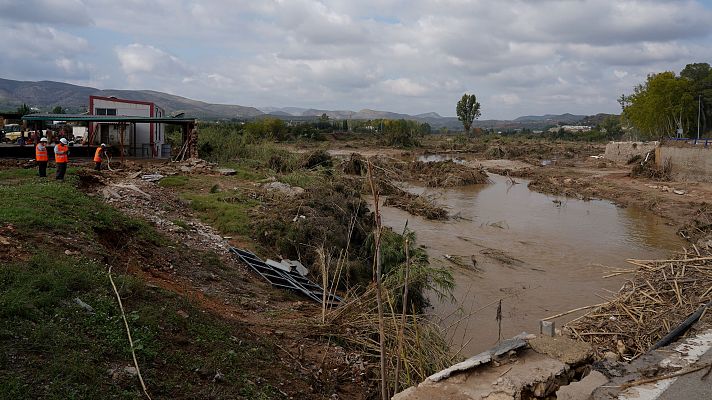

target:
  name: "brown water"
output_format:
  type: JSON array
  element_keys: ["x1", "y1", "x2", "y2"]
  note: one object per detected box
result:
[{"x1": 379, "y1": 173, "x2": 684, "y2": 355}]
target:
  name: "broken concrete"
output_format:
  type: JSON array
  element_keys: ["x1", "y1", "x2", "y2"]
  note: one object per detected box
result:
[{"x1": 394, "y1": 334, "x2": 594, "y2": 400}]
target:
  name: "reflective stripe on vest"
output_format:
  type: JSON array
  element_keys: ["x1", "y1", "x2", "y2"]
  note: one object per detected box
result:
[
  {"x1": 55, "y1": 144, "x2": 68, "y2": 163},
  {"x1": 35, "y1": 144, "x2": 48, "y2": 161},
  {"x1": 94, "y1": 147, "x2": 103, "y2": 162}
]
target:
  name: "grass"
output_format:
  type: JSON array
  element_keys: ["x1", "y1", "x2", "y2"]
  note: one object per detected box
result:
[
  {"x1": 158, "y1": 175, "x2": 189, "y2": 187},
  {"x1": 0, "y1": 253, "x2": 286, "y2": 400},
  {"x1": 0, "y1": 177, "x2": 156, "y2": 242},
  {"x1": 0, "y1": 168, "x2": 299, "y2": 399},
  {"x1": 185, "y1": 191, "x2": 258, "y2": 237}
]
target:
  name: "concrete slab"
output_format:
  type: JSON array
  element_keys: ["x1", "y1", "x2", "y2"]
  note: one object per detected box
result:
[
  {"x1": 593, "y1": 329, "x2": 712, "y2": 400},
  {"x1": 556, "y1": 371, "x2": 608, "y2": 400}
]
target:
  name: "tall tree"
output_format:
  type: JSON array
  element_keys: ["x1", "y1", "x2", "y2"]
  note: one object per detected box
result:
[
  {"x1": 52, "y1": 106, "x2": 65, "y2": 114},
  {"x1": 16, "y1": 103, "x2": 31, "y2": 117},
  {"x1": 456, "y1": 93, "x2": 481, "y2": 136}
]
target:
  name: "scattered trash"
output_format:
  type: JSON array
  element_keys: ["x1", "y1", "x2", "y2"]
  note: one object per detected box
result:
[
  {"x1": 74, "y1": 297, "x2": 95, "y2": 314},
  {"x1": 141, "y1": 174, "x2": 164, "y2": 182}
]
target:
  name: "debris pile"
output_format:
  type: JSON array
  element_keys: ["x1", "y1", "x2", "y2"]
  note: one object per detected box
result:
[
  {"x1": 565, "y1": 254, "x2": 712, "y2": 359},
  {"x1": 383, "y1": 190, "x2": 448, "y2": 220},
  {"x1": 630, "y1": 151, "x2": 671, "y2": 181},
  {"x1": 406, "y1": 160, "x2": 490, "y2": 187}
]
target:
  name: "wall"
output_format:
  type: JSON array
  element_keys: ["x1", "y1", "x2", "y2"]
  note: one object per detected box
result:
[
  {"x1": 604, "y1": 141, "x2": 659, "y2": 164},
  {"x1": 657, "y1": 145, "x2": 712, "y2": 182},
  {"x1": 90, "y1": 97, "x2": 165, "y2": 157}
]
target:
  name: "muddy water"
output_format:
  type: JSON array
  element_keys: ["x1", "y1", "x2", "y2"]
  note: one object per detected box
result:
[{"x1": 378, "y1": 173, "x2": 684, "y2": 355}]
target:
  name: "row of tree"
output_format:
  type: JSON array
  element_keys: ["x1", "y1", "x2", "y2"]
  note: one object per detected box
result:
[{"x1": 622, "y1": 63, "x2": 712, "y2": 139}]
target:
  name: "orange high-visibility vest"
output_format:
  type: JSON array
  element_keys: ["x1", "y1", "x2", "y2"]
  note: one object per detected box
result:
[
  {"x1": 93, "y1": 147, "x2": 103, "y2": 162},
  {"x1": 55, "y1": 144, "x2": 68, "y2": 163},
  {"x1": 35, "y1": 144, "x2": 48, "y2": 161}
]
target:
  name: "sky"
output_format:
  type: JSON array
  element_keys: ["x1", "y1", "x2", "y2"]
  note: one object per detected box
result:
[{"x1": 1, "y1": 0, "x2": 712, "y2": 119}]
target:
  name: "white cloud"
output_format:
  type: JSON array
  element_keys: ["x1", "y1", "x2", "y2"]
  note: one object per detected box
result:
[
  {"x1": 382, "y1": 78, "x2": 429, "y2": 96},
  {"x1": 4, "y1": 0, "x2": 712, "y2": 118}
]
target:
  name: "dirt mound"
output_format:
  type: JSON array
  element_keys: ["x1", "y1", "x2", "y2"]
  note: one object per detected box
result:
[
  {"x1": 527, "y1": 176, "x2": 593, "y2": 200},
  {"x1": 340, "y1": 153, "x2": 366, "y2": 176}
]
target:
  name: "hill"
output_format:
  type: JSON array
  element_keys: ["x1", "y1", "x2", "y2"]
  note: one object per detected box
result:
[
  {"x1": 0, "y1": 78, "x2": 262, "y2": 119},
  {"x1": 0, "y1": 78, "x2": 599, "y2": 129}
]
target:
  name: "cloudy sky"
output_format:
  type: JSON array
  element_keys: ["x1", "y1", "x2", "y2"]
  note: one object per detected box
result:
[{"x1": 1, "y1": 0, "x2": 711, "y2": 119}]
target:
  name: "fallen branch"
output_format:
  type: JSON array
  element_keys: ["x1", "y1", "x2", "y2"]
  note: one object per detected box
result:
[
  {"x1": 618, "y1": 363, "x2": 711, "y2": 390},
  {"x1": 108, "y1": 266, "x2": 152, "y2": 400}
]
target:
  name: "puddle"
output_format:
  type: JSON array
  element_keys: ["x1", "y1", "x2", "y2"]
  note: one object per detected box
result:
[{"x1": 378, "y1": 174, "x2": 684, "y2": 355}]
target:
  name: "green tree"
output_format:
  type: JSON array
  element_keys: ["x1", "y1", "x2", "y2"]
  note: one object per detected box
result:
[
  {"x1": 16, "y1": 103, "x2": 31, "y2": 117},
  {"x1": 456, "y1": 93, "x2": 481, "y2": 136},
  {"x1": 51, "y1": 106, "x2": 65, "y2": 114}
]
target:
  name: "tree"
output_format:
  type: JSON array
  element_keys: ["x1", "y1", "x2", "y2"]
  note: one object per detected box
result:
[
  {"x1": 52, "y1": 106, "x2": 65, "y2": 114},
  {"x1": 16, "y1": 103, "x2": 31, "y2": 117},
  {"x1": 456, "y1": 93, "x2": 481, "y2": 136}
]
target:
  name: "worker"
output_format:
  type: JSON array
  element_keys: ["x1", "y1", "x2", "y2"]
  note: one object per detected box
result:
[
  {"x1": 35, "y1": 137, "x2": 49, "y2": 177},
  {"x1": 93, "y1": 143, "x2": 107, "y2": 171},
  {"x1": 54, "y1": 138, "x2": 69, "y2": 180}
]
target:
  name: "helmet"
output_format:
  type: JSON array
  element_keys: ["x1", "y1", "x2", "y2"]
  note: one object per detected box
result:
[
  {"x1": 60, "y1": 138, "x2": 68, "y2": 145},
  {"x1": 40, "y1": 137, "x2": 48, "y2": 142},
  {"x1": 100, "y1": 143, "x2": 106, "y2": 147}
]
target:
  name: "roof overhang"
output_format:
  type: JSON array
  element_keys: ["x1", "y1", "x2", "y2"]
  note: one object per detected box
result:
[{"x1": 22, "y1": 113, "x2": 196, "y2": 124}]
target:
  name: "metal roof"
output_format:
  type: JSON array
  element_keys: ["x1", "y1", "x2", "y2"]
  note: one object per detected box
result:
[{"x1": 21, "y1": 113, "x2": 196, "y2": 124}]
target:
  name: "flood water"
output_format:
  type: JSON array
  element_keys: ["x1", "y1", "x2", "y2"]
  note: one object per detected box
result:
[{"x1": 378, "y1": 172, "x2": 684, "y2": 355}]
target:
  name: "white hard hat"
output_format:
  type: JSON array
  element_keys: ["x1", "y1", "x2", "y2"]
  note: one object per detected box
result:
[
  {"x1": 100, "y1": 143, "x2": 106, "y2": 147},
  {"x1": 60, "y1": 138, "x2": 68, "y2": 145},
  {"x1": 40, "y1": 137, "x2": 48, "y2": 142}
]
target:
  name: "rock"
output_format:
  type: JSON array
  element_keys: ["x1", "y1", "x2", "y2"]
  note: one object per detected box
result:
[
  {"x1": 176, "y1": 310, "x2": 189, "y2": 319},
  {"x1": 262, "y1": 181, "x2": 305, "y2": 196},
  {"x1": 218, "y1": 168, "x2": 236, "y2": 176},
  {"x1": 64, "y1": 249, "x2": 80, "y2": 256},
  {"x1": 673, "y1": 189, "x2": 685, "y2": 195},
  {"x1": 123, "y1": 366, "x2": 138, "y2": 376},
  {"x1": 604, "y1": 351, "x2": 619, "y2": 362},
  {"x1": 0, "y1": 236, "x2": 10, "y2": 245},
  {"x1": 213, "y1": 371, "x2": 225, "y2": 382}
]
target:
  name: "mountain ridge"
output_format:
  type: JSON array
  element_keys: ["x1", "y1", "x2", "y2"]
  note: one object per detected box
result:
[{"x1": 0, "y1": 78, "x2": 599, "y2": 129}]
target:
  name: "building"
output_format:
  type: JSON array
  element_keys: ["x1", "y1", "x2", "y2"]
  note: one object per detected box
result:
[{"x1": 88, "y1": 96, "x2": 166, "y2": 157}]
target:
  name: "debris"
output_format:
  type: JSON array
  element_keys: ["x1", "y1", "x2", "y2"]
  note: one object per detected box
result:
[
  {"x1": 673, "y1": 189, "x2": 685, "y2": 195},
  {"x1": 540, "y1": 320, "x2": 556, "y2": 337},
  {"x1": 262, "y1": 181, "x2": 305, "y2": 196},
  {"x1": 141, "y1": 174, "x2": 164, "y2": 182},
  {"x1": 74, "y1": 297, "x2": 95, "y2": 314},
  {"x1": 567, "y1": 254, "x2": 712, "y2": 358},
  {"x1": 426, "y1": 332, "x2": 533, "y2": 382},
  {"x1": 266, "y1": 259, "x2": 292, "y2": 273},
  {"x1": 176, "y1": 310, "x2": 189, "y2": 319},
  {"x1": 0, "y1": 236, "x2": 10, "y2": 245}
]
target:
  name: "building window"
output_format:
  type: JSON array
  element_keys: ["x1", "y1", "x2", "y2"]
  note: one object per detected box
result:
[{"x1": 95, "y1": 108, "x2": 117, "y2": 115}]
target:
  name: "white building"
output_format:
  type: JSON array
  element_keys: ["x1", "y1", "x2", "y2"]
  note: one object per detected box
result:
[{"x1": 88, "y1": 96, "x2": 165, "y2": 157}]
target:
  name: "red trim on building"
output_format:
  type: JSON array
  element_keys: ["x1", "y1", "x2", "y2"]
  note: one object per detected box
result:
[{"x1": 89, "y1": 95, "x2": 154, "y2": 107}]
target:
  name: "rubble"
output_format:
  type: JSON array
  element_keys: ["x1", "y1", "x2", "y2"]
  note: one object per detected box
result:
[{"x1": 262, "y1": 181, "x2": 306, "y2": 196}]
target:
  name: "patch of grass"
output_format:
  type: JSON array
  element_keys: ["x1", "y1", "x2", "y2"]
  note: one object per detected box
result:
[
  {"x1": 158, "y1": 175, "x2": 189, "y2": 187},
  {"x1": 171, "y1": 219, "x2": 190, "y2": 230},
  {"x1": 0, "y1": 178, "x2": 157, "y2": 244},
  {"x1": 0, "y1": 252, "x2": 288, "y2": 399},
  {"x1": 279, "y1": 170, "x2": 321, "y2": 188},
  {"x1": 185, "y1": 191, "x2": 259, "y2": 237}
]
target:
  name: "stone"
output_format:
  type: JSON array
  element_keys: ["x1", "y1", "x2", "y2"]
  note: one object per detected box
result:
[
  {"x1": 123, "y1": 366, "x2": 138, "y2": 376},
  {"x1": 603, "y1": 351, "x2": 619, "y2": 362},
  {"x1": 218, "y1": 168, "x2": 237, "y2": 176}
]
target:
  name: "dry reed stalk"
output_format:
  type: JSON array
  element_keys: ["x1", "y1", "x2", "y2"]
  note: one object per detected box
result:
[
  {"x1": 566, "y1": 254, "x2": 712, "y2": 358},
  {"x1": 394, "y1": 238, "x2": 411, "y2": 394},
  {"x1": 108, "y1": 266, "x2": 152, "y2": 400},
  {"x1": 367, "y1": 161, "x2": 388, "y2": 400}
]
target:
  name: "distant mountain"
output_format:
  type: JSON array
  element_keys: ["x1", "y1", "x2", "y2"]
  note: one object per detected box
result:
[
  {"x1": 0, "y1": 78, "x2": 602, "y2": 130},
  {"x1": 514, "y1": 113, "x2": 585, "y2": 124},
  {"x1": 0, "y1": 78, "x2": 262, "y2": 119}
]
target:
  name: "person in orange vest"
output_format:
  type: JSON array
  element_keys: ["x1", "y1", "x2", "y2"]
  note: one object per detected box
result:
[
  {"x1": 93, "y1": 143, "x2": 107, "y2": 171},
  {"x1": 35, "y1": 137, "x2": 49, "y2": 177},
  {"x1": 54, "y1": 138, "x2": 69, "y2": 180}
]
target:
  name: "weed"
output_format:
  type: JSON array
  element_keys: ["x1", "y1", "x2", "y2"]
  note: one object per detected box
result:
[{"x1": 158, "y1": 175, "x2": 189, "y2": 187}]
